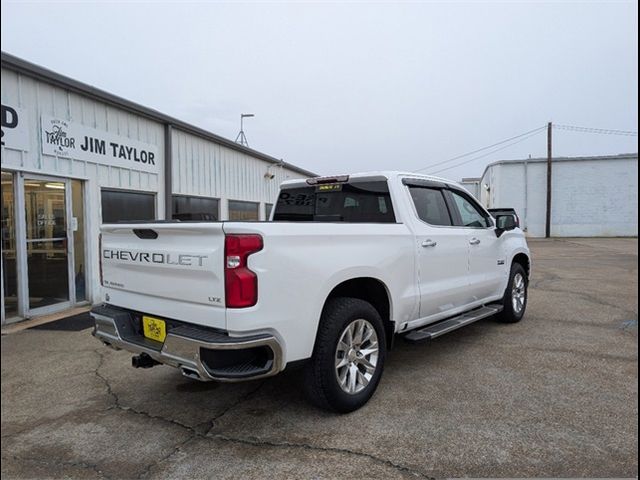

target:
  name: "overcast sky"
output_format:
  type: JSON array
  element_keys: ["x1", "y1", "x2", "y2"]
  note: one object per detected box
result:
[{"x1": 1, "y1": 1, "x2": 637, "y2": 179}]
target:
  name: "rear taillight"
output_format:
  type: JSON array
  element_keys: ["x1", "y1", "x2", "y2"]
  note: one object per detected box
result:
[
  {"x1": 224, "y1": 234, "x2": 263, "y2": 308},
  {"x1": 98, "y1": 233, "x2": 103, "y2": 286}
]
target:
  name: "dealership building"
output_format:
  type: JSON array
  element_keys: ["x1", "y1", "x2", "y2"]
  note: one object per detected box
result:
[{"x1": 1, "y1": 52, "x2": 315, "y2": 325}]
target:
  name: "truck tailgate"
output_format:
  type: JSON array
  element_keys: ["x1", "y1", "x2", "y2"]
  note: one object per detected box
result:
[{"x1": 100, "y1": 222, "x2": 226, "y2": 329}]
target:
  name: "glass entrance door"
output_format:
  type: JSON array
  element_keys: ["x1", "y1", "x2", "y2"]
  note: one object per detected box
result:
[{"x1": 24, "y1": 178, "x2": 71, "y2": 313}]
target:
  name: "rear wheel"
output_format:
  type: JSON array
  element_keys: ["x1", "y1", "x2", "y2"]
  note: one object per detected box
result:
[
  {"x1": 303, "y1": 297, "x2": 386, "y2": 413},
  {"x1": 497, "y1": 263, "x2": 528, "y2": 323}
]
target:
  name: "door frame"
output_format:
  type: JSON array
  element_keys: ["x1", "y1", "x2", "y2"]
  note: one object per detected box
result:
[
  {"x1": 1, "y1": 170, "x2": 22, "y2": 324},
  {"x1": 18, "y1": 173, "x2": 76, "y2": 318}
]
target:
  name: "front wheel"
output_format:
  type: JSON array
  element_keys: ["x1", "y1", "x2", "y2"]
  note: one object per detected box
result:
[
  {"x1": 497, "y1": 263, "x2": 528, "y2": 323},
  {"x1": 303, "y1": 297, "x2": 386, "y2": 413}
]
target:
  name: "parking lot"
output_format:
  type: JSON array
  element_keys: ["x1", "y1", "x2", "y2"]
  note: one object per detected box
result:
[{"x1": 1, "y1": 238, "x2": 637, "y2": 479}]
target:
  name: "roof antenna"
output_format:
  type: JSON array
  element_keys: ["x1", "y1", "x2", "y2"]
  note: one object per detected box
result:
[{"x1": 235, "y1": 113, "x2": 255, "y2": 147}]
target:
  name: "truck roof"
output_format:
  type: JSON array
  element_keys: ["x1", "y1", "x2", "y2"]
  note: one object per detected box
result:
[{"x1": 281, "y1": 171, "x2": 462, "y2": 188}]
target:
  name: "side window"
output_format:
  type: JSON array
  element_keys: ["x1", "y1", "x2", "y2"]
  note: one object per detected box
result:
[
  {"x1": 449, "y1": 190, "x2": 491, "y2": 228},
  {"x1": 408, "y1": 187, "x2": 452, "y2": 226}
]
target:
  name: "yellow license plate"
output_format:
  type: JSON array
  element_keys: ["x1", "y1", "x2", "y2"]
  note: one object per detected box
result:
[{"x1": 142, "y1": 316, "x2": 167, "y2": 342}]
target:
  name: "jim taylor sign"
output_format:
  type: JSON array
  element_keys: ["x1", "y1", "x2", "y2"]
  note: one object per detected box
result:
[{"x1": 41, "y1": 116, "x2": 159, "y2": 172}]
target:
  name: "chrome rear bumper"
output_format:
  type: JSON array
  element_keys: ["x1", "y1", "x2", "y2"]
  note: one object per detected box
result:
[{"x1": 91, "y1": 305, "x2": 283, "y2": 382}]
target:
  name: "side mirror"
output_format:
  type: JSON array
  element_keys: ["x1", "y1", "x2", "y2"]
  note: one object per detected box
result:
[{"x1": 495, "y1": 214, "x2": 517, "y2": 237}]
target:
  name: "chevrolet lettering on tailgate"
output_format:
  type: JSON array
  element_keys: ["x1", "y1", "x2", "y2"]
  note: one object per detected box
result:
[{"x1": 102, "y1": 249, "x2": 208, "y2": 267}]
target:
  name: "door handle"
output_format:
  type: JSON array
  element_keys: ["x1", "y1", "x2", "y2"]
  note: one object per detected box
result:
[
  {"x1": 421, "y1": 239, "x2": 437, "y2": 248},
  {"x1": 469, "y1": 237, "x2": 481, "y2": 245}
]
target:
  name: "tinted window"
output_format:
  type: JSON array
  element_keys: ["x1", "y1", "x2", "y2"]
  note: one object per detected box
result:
[
  {"x1": 229, "y1": 200, "x2": 259, "y2": 221},
  {"x1": 273, "y1": 181, "x2": 395, "y2": 223},
  {"x1": 449, "y1": 190, "x2": 491, "y2": 228},
  {"x1": 101, "y1": 190, "x2": 155, "y2": 223},
  {"x1": 408, "y1": 187, "x2": 452, "y2": 226},
  {"x1": 172, "y1": 196, "x2": 219, "y2": 221}
]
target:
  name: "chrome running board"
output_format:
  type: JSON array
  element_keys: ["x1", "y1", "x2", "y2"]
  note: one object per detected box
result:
[{"x1": 403, "y1": 305, "x2": 503, "y2": 343}]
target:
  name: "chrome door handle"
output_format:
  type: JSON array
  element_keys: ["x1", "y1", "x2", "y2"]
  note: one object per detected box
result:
[
  {"x1": 422, "y1": 239, "x2": 437, "y2": 248},
  {"x1": 469, "y1": 237, "x2": 481, "y2": 245}
]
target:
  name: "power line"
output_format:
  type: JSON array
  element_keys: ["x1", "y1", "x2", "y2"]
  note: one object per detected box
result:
[
  {"x1": 413, "y1": 125, "x2": 547, "y2": 173},
  {"x1": 428, "y1": 129, "x2": 546, "y2": 175},
  {"x1": 554, "y1": 124, "x2": 638, "y2": 136},
  {"x1": 415, "y1": 122, "x2": 636, "y2": 176}
]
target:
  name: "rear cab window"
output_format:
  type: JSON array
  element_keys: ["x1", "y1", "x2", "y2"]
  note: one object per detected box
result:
[
  {"x1": 273, "y1": 179, "x2": 396, "y2": 223},
  {"x1": 408, "y1": 187, "x2": 452, "y2": 226}
]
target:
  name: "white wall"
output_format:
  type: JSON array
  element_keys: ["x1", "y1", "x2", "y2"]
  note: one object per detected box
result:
[
  {"x1": 551, "y1": 158, "x2": 637, "y2": 237},
  {"x1": 1, "y1": 69, "x2": 165, "y2": 192},
  {"x1": 481, "y1": 156, "x2": 638, "y2": 237},
  {"x1": 460, "y1": 180, "x2": 480, "y2": 200},
  {"x1": 171, "y1": 129, "x2": 304, "y2": 220}
]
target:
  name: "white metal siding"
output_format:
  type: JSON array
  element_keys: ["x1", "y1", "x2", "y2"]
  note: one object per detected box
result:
[
  {"x1": 1, "y1": 69, "x2": 165, "y2": 190},
  {"x1": 171, "y1": 129, "x2": 305, "y2": 220}
]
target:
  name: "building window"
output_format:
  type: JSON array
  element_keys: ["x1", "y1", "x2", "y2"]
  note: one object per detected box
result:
[
  {"x1": 101, "y1": 189, "x2": 155, "y2": 223},
  {"x1": 172, "y1": 195, "x2": 219, "y2": 221},
  {"x1": 265, "y1": 203, "x2": 274, "y2": 220},
  {"x1": 228, "y1": 200, "x2": 259, "y2": 221}
]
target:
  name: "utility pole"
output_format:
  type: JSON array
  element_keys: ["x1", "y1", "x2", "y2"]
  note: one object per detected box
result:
[{"x1": 545, "y1": 122, "x2": 552, "y2": 238}]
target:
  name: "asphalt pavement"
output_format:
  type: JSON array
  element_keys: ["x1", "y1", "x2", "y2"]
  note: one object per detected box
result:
[{"x1": 1, "y1": 237, "x2": 637, "y2": 479}]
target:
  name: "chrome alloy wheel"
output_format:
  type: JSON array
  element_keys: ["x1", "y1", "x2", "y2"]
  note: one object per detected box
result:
[
  {"x1": 512, "y1": 272, "x2": 526, "y2": 314},
  {"x1": 334, "y1": 319, "x2": 379, "y2": 395}
]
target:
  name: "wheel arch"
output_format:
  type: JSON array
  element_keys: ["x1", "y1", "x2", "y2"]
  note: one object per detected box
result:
[
  {"x1": 322, "y1": 277, "x2": 395, "y2": 350},
  {"x1": 512, "y1": 252, "x2": 531, "y2": 279}
]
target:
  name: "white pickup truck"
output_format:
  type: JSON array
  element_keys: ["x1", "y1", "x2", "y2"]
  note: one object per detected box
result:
[{"x1": 92, "y1": 171, "x2": 530, "y2": 412}]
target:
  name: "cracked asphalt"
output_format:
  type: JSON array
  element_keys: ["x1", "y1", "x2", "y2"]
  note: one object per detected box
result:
[{"x1": 2, "y1": 238, "x2": 638, "y2": 479}]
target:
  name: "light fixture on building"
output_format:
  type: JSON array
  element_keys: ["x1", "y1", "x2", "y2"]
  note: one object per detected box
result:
[
  {"x1": 264, "y1": 159, "x2": 285, "y2": 180},
  {"x1": 235, "y1": 113, "x2": 255, "y2": 147}
]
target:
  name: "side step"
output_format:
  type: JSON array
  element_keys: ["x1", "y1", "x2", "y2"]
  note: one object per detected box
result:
[{"x1": 403, "y1": 305, "x2": 503, "y2": 343}]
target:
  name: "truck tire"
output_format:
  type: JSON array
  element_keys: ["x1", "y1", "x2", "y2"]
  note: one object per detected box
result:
[
  {"x1": 497, "y1": 262, "x2": 528, "y2": 323},
  {"x1": 303, "y1": 297, "x2": 386, "y2": 413}
]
